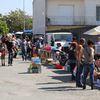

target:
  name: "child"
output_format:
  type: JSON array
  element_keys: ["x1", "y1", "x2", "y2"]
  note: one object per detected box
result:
[{"x1": 0, "y1": 43, "x2": 6, "y2": 66}]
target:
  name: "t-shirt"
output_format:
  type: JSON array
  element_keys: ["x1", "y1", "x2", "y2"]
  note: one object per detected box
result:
[
  {"x1": 5, "y1": 41, "x2": 13, "y2": 52},
  {"x1": 83, "y1": 46, "x2": 94, "y2": 64},
  {"x1": 68, "y1": 47, "x2": 76, "y2": 60}
]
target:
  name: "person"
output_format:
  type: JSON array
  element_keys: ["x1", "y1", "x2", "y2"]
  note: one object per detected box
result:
[
  {"x1": 76, "y1": 38, "x2": 85, "y2": 87},
  {"x1": 39, "y1": 37, "x2": 44, "y2": 47},
  {"x1": 12, "y1": 36, "x2": 18, "y2": 58},
  {"x1": 72, "y1": 37, "x2": 77, "y2": 43},
  {"x1": 35, "y1": 39, "x2": 41, "y2": 56},
  {"x1": 68, "y1": 42, "x2": 77, "y2": 81},
  {"x1": 83, "y1": 40, "x2": 95, "y2": 90},
  {"x1": 5, "y1": 36, "x2": 14, "y2": 66},
  {"x1": 0, "y1": 42, "x2": 6, "y2": 66},
  {"x1": 21, "y1": 39, "x2": 28, "y2": 61},
  {"x1": 42, "y1": 42, "x2": 52, "y2": 60},
  {"x1": 27, "y1": 39, "x2": 32, "y2": 60},
  {"x1": 54, "y1": 43, "x2": 62, "y2": 61}
]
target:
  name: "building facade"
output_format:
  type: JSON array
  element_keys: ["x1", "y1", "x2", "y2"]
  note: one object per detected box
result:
[{"x1": 33, "y1": 0, "x2": 100, "y2": 34}]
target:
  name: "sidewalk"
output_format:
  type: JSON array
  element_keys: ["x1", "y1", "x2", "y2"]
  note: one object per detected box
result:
[{"x1": 0, "y1": 56, "x2": 100, "y2": 100}]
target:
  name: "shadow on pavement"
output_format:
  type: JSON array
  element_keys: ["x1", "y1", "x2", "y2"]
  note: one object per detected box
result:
[
  {"x1": 18, "y1": 61, "x2": 31, "y2": 64},
  {"x1": 18, "y1": 72, "x2": 39, "y2": 74},
  {"x1": 49, "y1": 75, "x2": 72, "y2": 83},
  {"x1": 37, "y1": 82, "x2": 63, "y2": 85},
  {"x1": 42, "y1": 64, "x2": 54, "y2": 69},
  {"x1": 38, "y1": 86, "x2": 83, "y2": 91},
  {"x1": 18, "y1": 72, "x2": 31, "y2": 74},
  {"x1": 52, "y1": 70, "x2": 68, "y2": 74},
  {"x1": 0, "y1": 65, "x2": 10, "y2": 67}
]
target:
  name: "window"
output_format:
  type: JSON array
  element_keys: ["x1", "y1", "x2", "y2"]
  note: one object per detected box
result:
[
  {"x1": 96, "y1": 6, "x2": 100, "y2": 21},
  {"x1": 54, "y1": 34, "x2": 72, "y2": 41}
]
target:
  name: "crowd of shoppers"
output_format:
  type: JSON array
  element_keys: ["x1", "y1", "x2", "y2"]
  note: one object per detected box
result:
[
  {"x1": 0, "y1": 34, "x2": 98, "y2": 90},
  {"x1": 0, "y1": 34, "x2": 44, "y2": 66}
]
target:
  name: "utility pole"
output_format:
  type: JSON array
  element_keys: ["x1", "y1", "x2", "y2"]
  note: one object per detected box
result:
[{"x1": 23, "y1": 0, "x2": 25, "y2": 31}]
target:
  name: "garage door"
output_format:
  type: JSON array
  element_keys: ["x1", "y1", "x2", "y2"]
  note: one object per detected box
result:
[{"x1": 58, "y1": 5, "x2": 74, "y2": 25}]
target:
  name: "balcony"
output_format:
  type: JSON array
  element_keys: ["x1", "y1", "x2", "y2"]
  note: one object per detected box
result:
[{"x1": 46, "y1": 16, "x2": 99, "y2": 26}]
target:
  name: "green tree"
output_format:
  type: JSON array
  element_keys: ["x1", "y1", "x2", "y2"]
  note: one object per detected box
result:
[
  {"x1": 0, "y1": 19, "x2": 9, "y2": 35},
  {"x1": 25, "y1": 16, "x2": 33, "y2": 30},
  {"x1": 3, "y1": 9, "x2": 32, "y2": 33}
]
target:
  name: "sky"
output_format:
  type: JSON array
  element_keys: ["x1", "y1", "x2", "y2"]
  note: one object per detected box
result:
[{"x1": 0, "y1": 0, "x2": 33, "y2": 16}]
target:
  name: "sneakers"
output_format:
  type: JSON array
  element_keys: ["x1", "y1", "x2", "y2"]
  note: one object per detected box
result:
[
  {"x1": 2, "y1": 64, "x2": 5, "y2": 66},
  {"x1": 83, "y1": 86, "x2": 94, "y2": 90}
]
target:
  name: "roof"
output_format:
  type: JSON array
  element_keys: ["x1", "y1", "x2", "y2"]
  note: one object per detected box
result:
[{"x1": 46, "y1": 32, "x2": 72, "y2": 35}]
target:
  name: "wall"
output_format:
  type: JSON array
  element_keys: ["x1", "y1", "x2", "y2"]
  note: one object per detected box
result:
[
  {"x1": 32, "y1": 0, "x2": 100, "y2": 34},
  {"x1": 46, "y1": 0, "x2": 85, "y2": 25},
  {"x1": 33, "y1": 0, "x2": 46, "y2": 34},
  {"x1": 85, "y1": 0, "x2": 100, "y2": 25}
]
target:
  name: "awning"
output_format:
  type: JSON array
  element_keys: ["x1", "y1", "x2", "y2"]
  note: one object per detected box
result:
[
  {"x1": 83, "y1": 26, "x2": 100, "y2": 35},
  {"x1": 23, "y1": 30, "x2": 33, "y2": 33}
]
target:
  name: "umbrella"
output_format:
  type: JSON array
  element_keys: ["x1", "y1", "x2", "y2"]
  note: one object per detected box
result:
[{"x1": 84, "y1": 26, "x2": 100, "y2": 35}]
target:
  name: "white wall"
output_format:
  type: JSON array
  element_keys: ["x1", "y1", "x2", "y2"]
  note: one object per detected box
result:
[
  {"x1": 33, "y1": 0, "x2": 45, "y2": 34},
  {"x1": 85, "y1": 0, "x2": 100, "y2": 25},
  {"x1": 32, "y1": 0, "x2": 100, "y2": 34},
  {"x1": 47, "y1": 0, "x2": 85, "y2": 25}
]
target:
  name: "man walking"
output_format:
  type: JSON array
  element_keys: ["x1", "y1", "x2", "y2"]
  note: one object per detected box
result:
[
  {"x1": 83, "y1": 40, "x2": 95, "y2": 90},
  {"x1": 76, "y1": 38, "x2": 85, "y2": 87}
]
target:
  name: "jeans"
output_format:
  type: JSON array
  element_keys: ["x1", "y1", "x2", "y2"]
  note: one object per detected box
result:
[
  {"x1": 8, "y1": 51, "x2": 13, "y2": 65},
  {"x1": 76, "y1": 64, "x2": 83, "y2": 86},
  {"x1": 69, "y1": 63, "x2": 76, "y2": 80},
  {"x1": 22, "y1": 50, "x2": 27, "y2": 61},
  {"x1": 83, "y1": 63, "x2": 94, "y2": 88}
]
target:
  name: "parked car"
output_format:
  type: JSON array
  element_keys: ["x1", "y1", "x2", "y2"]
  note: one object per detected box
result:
[
  {"x1": 15, "y1": 32, "x2": 23, "y2": 39},
  {"x1": 45, "y1": 32, "x2": 73, "y2": 47}
]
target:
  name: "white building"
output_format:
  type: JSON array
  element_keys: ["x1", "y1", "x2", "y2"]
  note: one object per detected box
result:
[{"x1": 33, "y1": 0, "x2": 100, "y2": 34}]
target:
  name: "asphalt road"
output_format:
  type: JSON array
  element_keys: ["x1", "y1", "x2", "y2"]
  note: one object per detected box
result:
[{"x1": 0, "y1": 56, "x2": 100, "y2": 100}]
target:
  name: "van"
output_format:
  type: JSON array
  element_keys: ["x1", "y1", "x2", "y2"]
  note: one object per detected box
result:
[
  {"x1": 15, "y1": 32, "x2": 23, "y2": 39},
  {"x1": 45, "y1": 32, "x2": 73, "y2": 47}
]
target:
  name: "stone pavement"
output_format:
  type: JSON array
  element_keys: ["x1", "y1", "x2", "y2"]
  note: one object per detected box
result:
[{"x1": 0, "y1": 56, "x2": 100, "y2": 100}]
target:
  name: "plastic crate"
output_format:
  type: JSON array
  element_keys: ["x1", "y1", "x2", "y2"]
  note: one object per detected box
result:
[{"x1": 32, "y1": 67, "x2": 41, "y2": 73}]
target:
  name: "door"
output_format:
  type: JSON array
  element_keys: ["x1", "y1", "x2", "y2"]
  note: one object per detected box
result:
[{"x1": 58, "y1": 5, "x2": 74, "y2": 25}]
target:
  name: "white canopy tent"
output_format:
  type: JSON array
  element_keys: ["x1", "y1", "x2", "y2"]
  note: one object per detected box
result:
[{"x1": 84, "y1": 26, "x2": 100, "y2": 35}]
